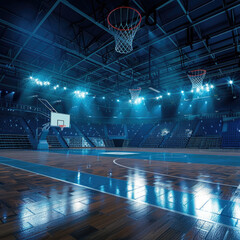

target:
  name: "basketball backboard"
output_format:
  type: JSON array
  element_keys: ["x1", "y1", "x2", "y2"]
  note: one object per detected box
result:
[{"x1": 50, "y1": 112, "x2": 70, "y2": 128}]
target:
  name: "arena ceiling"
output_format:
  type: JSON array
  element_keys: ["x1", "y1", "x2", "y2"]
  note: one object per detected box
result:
[{"x1": 0, "y1": 0, "x2": 240, "y2": 99}]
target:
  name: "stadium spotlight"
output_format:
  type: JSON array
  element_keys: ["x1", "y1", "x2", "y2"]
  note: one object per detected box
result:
[
  {"x1": 80, "y1": 92, "x2": 86, "y2": 98},
  {"x1": 141, "y1": 97, "x2": 145, "y2": 100},
  {"x1": 53, "y1": 85, "x2": 59, "y2": 90},
  {"x1": 181, "y1": 90, "x2": 184, "y2": 94},
  {"x1": 63, "y1": 87, "x2": 67, "y2": 90},
  {"x1": 167, "y1": 92, "x2": 171, "y2": 96},
  {"x1": 229, "y1": 80, "x2": 233, "y2": 85},
  {"x1": 134, "y1": 98, "x2": 142, "y2": 104},
  {"x1": 205, "y1": 101, "x2": 207, "y2": 104},
  {"x1": 102, "y1": 96, "x2": 105, "y2": 99},
  {"x1": 210, "y1": 85, "x2": 214, "y2": 89},
  {"x1": 43, "y1": 81, "x2": 50, "y2": 86},
  {"x1": 191, "y1": 89, "x2": 194, "y2": 93},
  {"x1": 129, "y1": 99, "x2": 132, "y2": 103},
  {"x1": 29, "y1": 76, "x2": 33, "y2": 80},
  {"x1": 117, "y1": 99, "x2": 120, "y2": 102},
  {"x1": 196, "y1": 88, "x2": 200, "y2": 93},
  {"x1": 160, "y1": 95, "x2": 163, "y2": 99},
  {"x1": 190, "y1": 104, "x2": 192, "y2": 107}
]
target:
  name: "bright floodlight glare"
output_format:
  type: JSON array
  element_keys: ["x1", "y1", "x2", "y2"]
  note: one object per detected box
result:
[
  {"x1": 167, "y1": 92, "x2": 171, "y2": 96},
  {"x1": 210, "y1": 85, "x2": 214, "y2": 89},
  {"x1": 141, "y1": 97, "x2": 144, "y2": 100},
  {"x1": 54, "y1": 86, "x2": 57, "y2": 90},
  {"x1": 63, "y1": 87, "x2": 67, "y2": 90},
  {"x1": 160, "y1": 95, "x2": 163, "y2": 99},
  {"x1": 129, "y1": 99, "x2": 132, "y2": 103},
  {"x1": 117, "y1": 99, "x2": 120, "y2": 102},
  {"x1": 181, "y1": 90, "x2": 184, "y2": 94},
  {"x1": 80, "y1": 92, "x2": 85, "y2": 98},
  {"x1": 229, "y1": 80, "x2": 233, "y2": 85},
  {"x1": 102, "y1": 96, "x2": 105, "y2": 99},
  {"x1": 205, "y1": 101, "x2": 207, "y2": 104},
  {"x1": 191, "y1": 89, "x2": 194, "y2": 93},
  {"x1": 196, "y1": 88, "x2": 200, "y2": 93},
  {"x1": 156, "y1": 97, "x2": 159, "y2": 100},
  {"x1": 30, "y1": 76, "x2": 33, "y2": 80},
  {"x1": 190, "y1": 104, "x2": 192, "y2": 107},
  {"x1": 134, "y1": 98, "x2": 142, "y2": 104}
]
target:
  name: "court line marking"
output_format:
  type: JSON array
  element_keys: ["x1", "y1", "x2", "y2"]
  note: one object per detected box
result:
[
  {"x1": 113, "y1": 158, "x2": 239, "y2": 188},
  {"x1": 0, "y1": 161, "x2": 239, "y2": 231}
]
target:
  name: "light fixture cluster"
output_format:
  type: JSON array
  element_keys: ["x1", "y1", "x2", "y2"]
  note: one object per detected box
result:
[
  {"x1": 155, "y1": 84, "x2": 214, "y2": 100},
  {"x1": 129, "y1": 97, "x2": 145, "y2": 104},
  {"x1": 30, "y1": 76, "x2": 50, "y2": 86},
  {"x1": 74, "y1": 91, "x2": 88, "y2": 98},
  {"x1": 191, "y1": 84, "x2": 214, "y2": 93}
]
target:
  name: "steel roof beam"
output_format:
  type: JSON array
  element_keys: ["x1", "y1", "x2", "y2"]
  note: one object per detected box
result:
[
  {"x1": 77, "y1": 1, "x2": 240, "y2": 81},
  {"x1": 94, "y1": 23, "x2": 240, "y2": 87},
  {"x1": 0, "y1": 18, "x2": 132, "y2": 82},
  {"x1": 61, "y1": 0, "x2": 175, "y2": 74},
  {"x1": 10, "y1": 0, "x2": 61, "y2": 65},
  {"x1": 176, "y1": 0, "x2": 223, "y2": 75}
]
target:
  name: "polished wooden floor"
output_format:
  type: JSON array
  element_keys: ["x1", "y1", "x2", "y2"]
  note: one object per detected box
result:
[{"x1": 0, "y1": 148, "x2": 240, "y2": 239}]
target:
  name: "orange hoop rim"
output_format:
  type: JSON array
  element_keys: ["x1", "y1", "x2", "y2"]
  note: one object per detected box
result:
[
  {"x1": 187, "y1": 69, "x2": 206, "y2": 77},
  {"x1": 107, "y1": 6, "x2": 142, "y2": 32},
  {"x1": 59, "y1": 125, "x2": 66, "y2": 129},
  {"x1": 129, "y1": 87, "x2": 141, "y2": 91}
]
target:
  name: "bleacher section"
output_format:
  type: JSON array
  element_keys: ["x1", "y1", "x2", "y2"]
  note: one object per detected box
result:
[
  {"x1": 128, "y1": 123, "x2": 154, "y2": 147},
  {"x1": 162, "y1": 120, "x2": 198, "y2": 148},
  {"x1": 222, "y1": 119, "x2": 240, "y2": 148},
  {"x1": 194, "y1": 118, "x2": 222, "y2": 136},
  {"x1": 141, "y1": 122, "x2": 174, "y2": 148},
  {"x1": 4, "y1": 112, "x2": 240, "y2": 149},
  {"x1": 46, "y1": 135, "x2": 62, "y2": 148},
  {"x1": 0, "y1": 134, "x2": 31, "y2": 149},
  {"x1": 0, "y1": 115, "x2": 26, "y2": 134},
  {"x1": 187, "y1": 137, "x2": 222, "y2": 149},
  {"x1": 188, "y1": 118, "x2": 223, "y2": 149},
  {"x1": 107, "y1": 124, "x2": 125, "y2": 136},
  {"x1": 78, "y1": 123, "x2": 105, "y2": 138}
]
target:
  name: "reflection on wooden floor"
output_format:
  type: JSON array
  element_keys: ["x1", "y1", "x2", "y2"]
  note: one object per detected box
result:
[{"x1": 0, "y1": 149, "x2": 239, "y2": 239}]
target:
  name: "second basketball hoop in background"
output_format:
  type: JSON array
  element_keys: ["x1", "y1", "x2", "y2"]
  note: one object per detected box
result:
[
  {"x1": 107, "y1": 6, "x2": 142, "y2": 54},
  {"x1": 129, "y1": 87, "x2": 141, "y2": 103},
  {"x1": 187, "y1": 69, "x2": 206, "y2": 92}
]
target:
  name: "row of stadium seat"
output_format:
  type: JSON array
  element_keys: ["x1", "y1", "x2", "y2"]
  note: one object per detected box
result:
[{"x1": 1, "y1": 114, "x2": 240, "y2": 149}]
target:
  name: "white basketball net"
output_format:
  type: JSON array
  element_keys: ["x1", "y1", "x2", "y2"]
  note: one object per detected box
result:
[
  {"x1": 129, "y1": 88, "x2": 141, "y2": 102},
  {"x1": 107, "y1": 7, "x2": 142, "y2": 54},
  {"x1": 188, "y1": 69, "x2": 206, "y2": 90}
]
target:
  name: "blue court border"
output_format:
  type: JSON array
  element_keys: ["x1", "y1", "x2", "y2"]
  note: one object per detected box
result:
[
  {"x1": 0, "y1": 155, "x2": 239, "y2": 229},
  {"x1": 46, "y1": 149, "x2": 240, "y2": 166}
]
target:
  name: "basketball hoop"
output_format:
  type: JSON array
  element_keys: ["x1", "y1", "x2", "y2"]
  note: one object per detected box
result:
[
  {"x1": 107, "y1": 6, "x2": 142, "y2": 54},
  {"x1": 129, "y1": 87, "x2": 141, "y2": 103},
  {"x1": 187, "y1": 69, "x2": 206, "y2": 91},
  {"x1": 59, "y1": 125, "x2": 66, "y2": 131}
]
